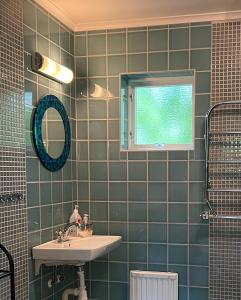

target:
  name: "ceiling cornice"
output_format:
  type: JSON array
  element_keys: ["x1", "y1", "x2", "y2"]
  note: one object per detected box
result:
[
  {"x1": 74, "y1": 11, "x2": 241, "y2": 31},
  {"x1": 34, "y1": 1, "x2": 241, "y2": 32},
  {"x1": 34, "y1": 0, "x2": 75, "y2": 31}
]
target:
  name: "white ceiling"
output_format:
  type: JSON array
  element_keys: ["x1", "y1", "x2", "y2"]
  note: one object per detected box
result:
[{"x1": 35, "y1": 0, "x2": 241, "y2": 31}]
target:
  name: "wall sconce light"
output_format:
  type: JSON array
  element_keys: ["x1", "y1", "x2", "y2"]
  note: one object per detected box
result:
[{"x1": 31, "y1": 52, "x2": 73, "y2": 84}]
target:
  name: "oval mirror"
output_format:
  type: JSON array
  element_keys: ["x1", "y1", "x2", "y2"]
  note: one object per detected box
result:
[{"x1": 33, "y1": 95, "x2": 71, "y2": 172}]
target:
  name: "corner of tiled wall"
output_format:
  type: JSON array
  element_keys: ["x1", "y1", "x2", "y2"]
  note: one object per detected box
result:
[{"x1": 23, "y1": 0, "x2": 79, "y2": 298}]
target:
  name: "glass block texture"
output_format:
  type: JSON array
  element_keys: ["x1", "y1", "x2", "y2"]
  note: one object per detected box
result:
[
  {"x1": 135, "y1": 84, "x2": 193, "y2": 145},
  {"x1": 0, "y1": 0, "x2": 28, "y2": 299}
]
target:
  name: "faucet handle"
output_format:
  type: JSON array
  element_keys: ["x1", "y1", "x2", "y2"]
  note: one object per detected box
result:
[{"x1": 56, "y1": 229, "x2": 64, "y2": 242}]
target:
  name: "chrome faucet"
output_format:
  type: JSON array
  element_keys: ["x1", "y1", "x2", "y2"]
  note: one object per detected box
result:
[{"x1": 56, "y1": 222, "x2": 81, "y2": 243}]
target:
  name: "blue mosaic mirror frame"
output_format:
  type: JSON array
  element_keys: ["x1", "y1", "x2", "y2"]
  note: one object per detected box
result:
[{"x1": 33, "y1": 95, "x2": 71, "y2": 172}]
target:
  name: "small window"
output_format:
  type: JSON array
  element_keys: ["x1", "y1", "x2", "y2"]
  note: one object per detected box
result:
[{"x1": 121, "y1": 71, "x2": 195, "y2": 151}]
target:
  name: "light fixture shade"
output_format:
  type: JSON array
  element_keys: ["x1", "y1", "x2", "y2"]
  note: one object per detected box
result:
[{"x1": 32, "y1": 52, "x2": 73, "y2": 84}]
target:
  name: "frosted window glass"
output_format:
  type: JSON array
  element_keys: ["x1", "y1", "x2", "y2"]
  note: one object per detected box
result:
[{"x1": 135, "y1": 84, "x2": 193, "y2": 145}]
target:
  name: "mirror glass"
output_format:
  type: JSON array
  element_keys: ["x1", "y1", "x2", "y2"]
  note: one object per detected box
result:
[{"x1": 41, "y1": 108, "x2": 65, "y2": 158}]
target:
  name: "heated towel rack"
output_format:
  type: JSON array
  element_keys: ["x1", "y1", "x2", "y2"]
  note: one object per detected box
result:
[
  {"x1": 201, "y1": 100, "x2": 241, "y2": 220},
  {"x1": 0, "y1": 243, "x2": 15, "y2": 300}
]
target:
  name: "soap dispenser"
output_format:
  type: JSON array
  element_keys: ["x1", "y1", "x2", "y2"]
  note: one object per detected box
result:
[
  {"x1": 70, "y1": 205, "x2": 82, "y2": 224},
  {"x1": 69, "y1": 205, "x2": 82, "y2": 236}
]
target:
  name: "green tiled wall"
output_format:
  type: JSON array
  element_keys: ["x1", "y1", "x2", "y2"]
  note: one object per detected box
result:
[
  {"x1": 75, "y1": 23, "x2": 211, "y2": 300},
  {"x1": 24, "y1": 0, "x2": 78, "y2": 299}
]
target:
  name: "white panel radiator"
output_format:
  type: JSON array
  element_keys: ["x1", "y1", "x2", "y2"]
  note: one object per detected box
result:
[{"x1": 130, "y1": 271, "x2": 178, "y2": 300}]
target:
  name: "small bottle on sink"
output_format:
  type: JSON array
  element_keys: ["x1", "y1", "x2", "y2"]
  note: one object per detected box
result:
[
  {"x1": 80, "y1": 214, "x2": 93, "y2": 237},
  {"x1": 69, "y1": 205, "x2": 82, "y2": 236}
]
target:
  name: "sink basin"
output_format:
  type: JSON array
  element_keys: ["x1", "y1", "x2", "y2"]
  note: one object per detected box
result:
[{"x1": 33, "y1": 235, "x2": 121, "y2": 274}]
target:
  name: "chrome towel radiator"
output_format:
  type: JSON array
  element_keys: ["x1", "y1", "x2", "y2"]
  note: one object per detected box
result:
[
  {"x1": 0, "y1": 243, "x2": 15, "y2": 300},
  {"x1": 201, "y1": 100, "x2": 241, "y2": 220}
]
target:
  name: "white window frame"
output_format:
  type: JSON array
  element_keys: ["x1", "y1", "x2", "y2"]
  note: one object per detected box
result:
[{"x1": 127, "y1": 76, "x2": 195, "y2": 151}]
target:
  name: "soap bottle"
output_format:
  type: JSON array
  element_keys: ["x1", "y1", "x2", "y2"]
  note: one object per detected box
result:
[{"x1": 69, "y1": 205, "x2": 82, "y2": 236}]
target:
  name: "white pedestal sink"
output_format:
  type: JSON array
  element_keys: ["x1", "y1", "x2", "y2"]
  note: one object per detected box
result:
[
  {"x1": 33, "y1": 235, "x2": 122, "y2": 300},
  {"x1": 33, "y1": 235, "x2": 122, "y2": 274}
]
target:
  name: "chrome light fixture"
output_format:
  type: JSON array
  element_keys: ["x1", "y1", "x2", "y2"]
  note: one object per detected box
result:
[{"x1": 32, "y1": 52, "x2": 73, "y2": 84}]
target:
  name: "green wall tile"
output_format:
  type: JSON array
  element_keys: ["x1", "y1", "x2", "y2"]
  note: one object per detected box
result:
[
  {"x1": 148, "y1": 203, "x2": 167, "y2": 222},
  {"x1": 37, "y1": 9, "x2": 48, "y2": 38},
  {"x1": 128, "y1": 54, "x2": 147, "y2": 72},
  {"x1": 169, "y1": 51, "x2": 189, "y2": 70},
  {"x1": 191, "y1": 26, "x2": 211, "y2": 48},
  {"x1": 148, "y1": 30, "x2": 168, "y2": 51},
  {"x1": 191, "y1": 49, "x2": 211, "y2": 71},
  {"x1": 189, "y1": 225, "x2": 208, "y2": 245},
  {"x1": 128, "y1": 31, "x2": 147, "y2": 52},
  {"x1": 169, "y1": 28, "x2": 189, "y2": 50},
  {"x1": 27, "y1": 183, "x2": 39, "y2": 207},
  {"x1": 168, "y1": 161, "x2": 188, "y2": 181},
  {"x1": 189, "y1": 245, "x2": 208, "y2": 266},
  {"x1": 90, "y1": 162, "x2": 108, "y2": 180},
  {"x1": 24, "y1": 0, "x2": 36, "y2": 30},
  {"x1": 148, "y1": 182, "x2": 167, "y2": 202},
  {"x1": 60, "y1": 26, "x2": 70, "y2": 52},
  {"x1": 88, "y1": 56, "x2": 106, "y2": 76},
  {"x1": 168, "y1": 203, "x2": 187, "y2": 223},
  {"x1": 108, "y1": 55, "x2": 126, "y2": 76},
  {"x1": 129, "y1": 223, "x2": 147, "y2": 242},
  {"x1": 109, "y1": 162, "x2": 127, "y2": 181},
  {"x1": 128, "y1": 162, "x2": 147, "y2": 181},
  {"x1": 24, "y1": 25, "x2": 36, "y2": 53},
  {"x1": 88, "y1": 34, "x2": 106, "y2": 55},
  {"x1": 110, "y1": 203, "x2": 127, "y2": 222},
  {"x1": 129, "y1": 203, "x2": 147, "y2": 221},
  {"x1": 169, "y1": 244, "x2": 187, "y2": 264},
  {"x1": 148, "y1": 162, "x2": 167, "y2": 181},
  {"x1": 89, "y1": 141, "x2": 107, "y2": 160},
  {"x1": 148, "y1": 223, "x2": 167, "y2": 243},
  {"x1": 41, "y1": 205, "x2": 53, "y2": 229},
  {"x1": 75, "y1": 35, "x2": 87, "y2": 56},
  {"x1": 49, "y1": 18, "x2": 60, "y2": 45},
  {"x1": 129, "y1": 183, "x2": 147, "y2": 201},
  {"x1": 90, "y1": 182, "x2": 108, "y2": 200},
  {"x1": 110, "y1": 283, "x2": 128, "y2": 300},
  {"x1": 196, "y1": 71, "x2": 211, "y2": 93},
  {"x1": 148, "y1": 52, "x2": 168, "y2": 71},
  {"x1": 129, "y1": 243, "x2": 147, "y2": 262},
  {"x1": 168, "y1": 182, "x2": 188, "y2": 202},
  {"x1": 89, "y1": 120, "x2": 107, "y2": 139},
  {"x1": 76, "y1": 57, "x2": 87, "y2": 77},
  {"x1": 110, "y1": 263, "x2": 127, "y2": 281},
  {"x1": 148, "y1": 244, "x2": 167, "y2": 263},
  {"x1": 189, "y1": 266, "x2": 208, "y2": 287},
  {"x1": 109, "y1": 183, "x2": 127, "y2": 202},
  {"x1": 28, "y1": 207, "x2": 40, "y2": 232},
  {"x1": 169, "y1": 224, "x2": 188, "y2": 243},
  {"x1": 189, "y1": 287, "x2": 208, "y2": 300},
  {"x1": 90, "y1": 202, "x2": 108, "y2": 220},
  {"x1": 108, "y1": 33, "x2": 126, "y2": 54}
]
